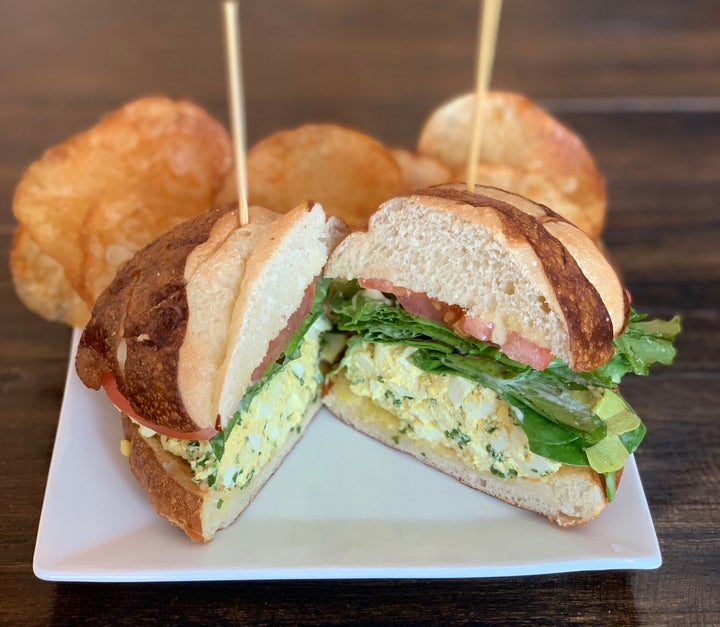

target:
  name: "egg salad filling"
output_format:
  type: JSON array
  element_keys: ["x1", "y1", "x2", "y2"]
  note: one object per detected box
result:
[
  {"x1": 327, "y1": 279, "x2": 681, "y2": 499},
  {"x1": 158, "y1": 315, "x2": 329, "y2": 492},
  {"x1": 342, "y1": 341, "x2": 561, "y2": 478}
]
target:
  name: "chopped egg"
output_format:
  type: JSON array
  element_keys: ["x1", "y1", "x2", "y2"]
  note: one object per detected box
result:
[
  {"x1": 157, "y1": 316, "x2": 329, "y2": 492},
  {"x1": 342, "y1": 341, "x2": 560, "y2": 479}
]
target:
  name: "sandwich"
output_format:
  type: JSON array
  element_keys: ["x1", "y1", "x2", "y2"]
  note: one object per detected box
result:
[
  {"x1": 75, "y1": 201, "x2": 343, "y2": 541},
  {"x1": 323, "y1": 183, "x2": 679, "y2": 526}
]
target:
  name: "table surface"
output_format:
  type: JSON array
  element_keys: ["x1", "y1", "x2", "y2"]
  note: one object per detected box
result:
[{"x1": 1, "y1": 1, "x2": 718, "y2": 624}]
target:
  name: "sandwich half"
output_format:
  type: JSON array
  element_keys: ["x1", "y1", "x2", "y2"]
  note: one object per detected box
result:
[
  {"x1": 76, "y1": 202, "x2": 343, "y2": 541},
  {"x1": 323, "y1": 183, "x2": 679, "y2": 526}
]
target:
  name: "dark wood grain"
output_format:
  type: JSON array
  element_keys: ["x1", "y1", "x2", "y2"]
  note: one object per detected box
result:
[{"x1": 1, "y1": 1, "x2": 719, "y2": 625}]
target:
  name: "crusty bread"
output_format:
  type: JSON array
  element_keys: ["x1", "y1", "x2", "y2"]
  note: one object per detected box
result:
[
  {"x1": 480, "y1": 186, "x2": 629, "y2": 336},
  {"x1": 324, "y1": 372, "x2": 616, "y2": 527},
  {"x1": 418, "y1": 91, "x2": 606, "y2": 239},
  {"x1": 213, "y1": 203, "x2": 330, "y2": 423},
  {"x1": 75, "y1": 201, "x2": 340, "y2": 541},
  {"x1": 121, "y1": 402, "x2": 320, "y2": 542},
  {"x1": 325, "y1": 183, "x2": 626, "y2": 371},
  {"x1": 76, "y1": 202, "x2": 335, "y2": 435}
]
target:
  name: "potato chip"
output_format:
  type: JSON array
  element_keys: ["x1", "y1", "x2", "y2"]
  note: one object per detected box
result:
[
  {"x1": 246, "y1": 123, "x2": 403, "y2": 227},
  {"x1": 390, "y1": 148, "x2": 451, "y2": 193},
  {"x1": 448, "y1": 161, "x2": 598, "y2": 237},
  {"x1": 418, "y1": 92, "x2": 606, "y2": 239},
  {"x1": 9, "y1": 227, "x2": 90, "y2": 327},
  {"x1": 13, "y1": 96, "x2": 233, "y2": 305},
  {"x1": 80, "y1": 100, "x2": 233, "y2": 303}
]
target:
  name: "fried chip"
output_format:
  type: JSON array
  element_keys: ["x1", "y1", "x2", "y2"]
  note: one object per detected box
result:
[
  {"x1": 418, "y1": 91, "x2": 606, "y2": 239},
  {"x1": 246, "y1": 123, "x2": 403, "y2": 227},
  {"x1": 9, "y1": 227, "x2": 90, "y2": 327},
  {"x1": 13, "y1": 96, "x2": 233, "y2": 305},
  {"x1": 390, "y1": 148, "x2": 451, "y2": 193}
]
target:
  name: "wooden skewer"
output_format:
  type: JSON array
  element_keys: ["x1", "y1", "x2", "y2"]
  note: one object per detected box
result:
[
  {"x1": 466, "y1": 0, "x2": 503, "y2": 192},
  {"x1": 222, "y1": 0, "x2": 249, "y2": 226}
]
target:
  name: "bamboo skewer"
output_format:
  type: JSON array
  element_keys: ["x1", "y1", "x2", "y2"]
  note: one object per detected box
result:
[
  {"x1": 466, "y1": 0, "x2": 503, "y2": 192},
  {"x1": 222, "y1": 0, "x2": 249, "y2": 226}
]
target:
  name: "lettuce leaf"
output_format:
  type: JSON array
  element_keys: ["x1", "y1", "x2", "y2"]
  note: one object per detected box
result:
[
  {"x1": 594, "y1": 311, "x2": 681, "y2": 384},
  {"x1": 210, "y1": 278, "x2": 331, "y2": 461},
  {"x1": 327, "y1": 279, "x2": 679, "y2": 477}
]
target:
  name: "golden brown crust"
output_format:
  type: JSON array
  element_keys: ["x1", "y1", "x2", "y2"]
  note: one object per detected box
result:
[
  {"x1": 76, "y1": 207, "x2": 233, "y2": 432},
  {"x1": 122, "y1": 414, "x2": 206, "y2": 542},
  {"x1": 416, "y1": 184, "x2": 614, "y2": 370},
  {"x1": 121, "y1": 400, "x2": 322, "y2": 542},
  {"x1": 77, "y1": 201, "x2": 334, "y2": 436}
]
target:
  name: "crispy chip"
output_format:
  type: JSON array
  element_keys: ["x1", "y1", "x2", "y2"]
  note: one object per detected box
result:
[
  {"x1": 245, "y1": 123, "x2": 403, "y2": 227},
  {"x1": 13, "y1": 96, "x2": 232, "y2": 305},
  {"x1": 9, "y1": 227, "x2": 90, "y2": 327},
  {"x1": 390, "y1": 148, "x2": 451, "y2": 193},
  {"x1": 418, "y1": 92, "x2": 606, "y2": 238}
]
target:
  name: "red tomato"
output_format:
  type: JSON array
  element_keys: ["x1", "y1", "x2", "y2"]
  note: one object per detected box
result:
[
  {"x1": 358, "y1": 277, "x2": 463, "y2": 324},
  {"x1": 101, "y1": 372, "x2": 218, "y2": 440},
  {"x1": 500, "y1": 331, "x2": 553, "y2": 370},
  {"x1": 460, "y1": 314, "x2": 495, "y2": 342},
  {"x1": 250, "y1": 278, "x2": 317, "y2": 381},
  {"x1": 359, "y1": 277, "x2": 554, "y2": 370}
]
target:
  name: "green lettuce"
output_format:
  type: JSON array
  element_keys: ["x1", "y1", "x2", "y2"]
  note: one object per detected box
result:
[
  {"x1": 210, "y1": 278, "x2": 330, "y2": 460},
  {"x1": 327, "y1": 279, "x2": 680, "y2": 488}
]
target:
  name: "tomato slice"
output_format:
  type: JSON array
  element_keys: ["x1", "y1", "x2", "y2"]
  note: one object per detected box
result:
[
  {"x1": 500, "y1": 331, "x2": 553, "y2": 371},
  {"x1": 359, "y1": 277, "x2": 462, "y2": 324},
  {"x1": 251, "y1": 279, "x2": 317, "y2": 381},
  {"x1": 460, "y1": 314, "x2": 495, "y2": 342},
  {"x1": 359, "y1": 277, "x2": 554, "y2": 370},
  {"x1": 101, "y1": 372, "x2": 218, "y2": 440}
]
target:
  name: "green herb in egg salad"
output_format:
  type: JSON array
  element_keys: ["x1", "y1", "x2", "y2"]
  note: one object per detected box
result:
[
  {"x1": 327, "y1": 279, "x2": 680, "y2": 498},
  {"x1": 160, "y1": 278, "x2": 331, "y2": 492},
  {"x1": 210, "y1": 277, "x2": 330, "y2": 461}
]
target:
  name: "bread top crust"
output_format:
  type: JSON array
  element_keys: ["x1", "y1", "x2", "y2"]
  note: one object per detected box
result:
[
  {"x1": 76, "y1": 202, "x2": 334, "y2": 434},
  {"x1": 76, "y1": 206, "x2": 232, "y2": 433},
  {"x1": 326, "y1": 183, "x2": 624, "y2": 371},
  {"x1": 425, "y1": 186, "x2": 612, "y2": 370}
]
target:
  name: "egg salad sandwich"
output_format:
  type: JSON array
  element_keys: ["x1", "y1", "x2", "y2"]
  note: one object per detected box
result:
[
  {"x1": 323, "y1": 183, "x2": 679, "y2": 526},
  {"x1": 75, "y1": 201, "x2": 343, "y2": 542}
]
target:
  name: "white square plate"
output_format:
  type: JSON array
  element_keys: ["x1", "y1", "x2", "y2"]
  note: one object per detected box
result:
[{"x1": 34, "y1": 329, "x2": 661, "y2": 581}]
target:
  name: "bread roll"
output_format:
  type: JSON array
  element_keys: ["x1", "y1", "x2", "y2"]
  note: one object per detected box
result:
[
  {"x1": 323, "y1": 184, "x2": 630, "y2": 526},
  {"x1": 76, "y1": 202, "x2": 333, "y2": 434},
  {"x1": 325, "y1": 183, "x2": 627, "y2": 372},
  {"x1": 76, "y1": 202, "x2": 343, "y2": 541}
]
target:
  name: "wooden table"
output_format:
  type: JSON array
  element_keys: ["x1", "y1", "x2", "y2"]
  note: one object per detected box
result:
[{"x1": 2, "y1": 1, "x2": 718, "y2": 624}]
